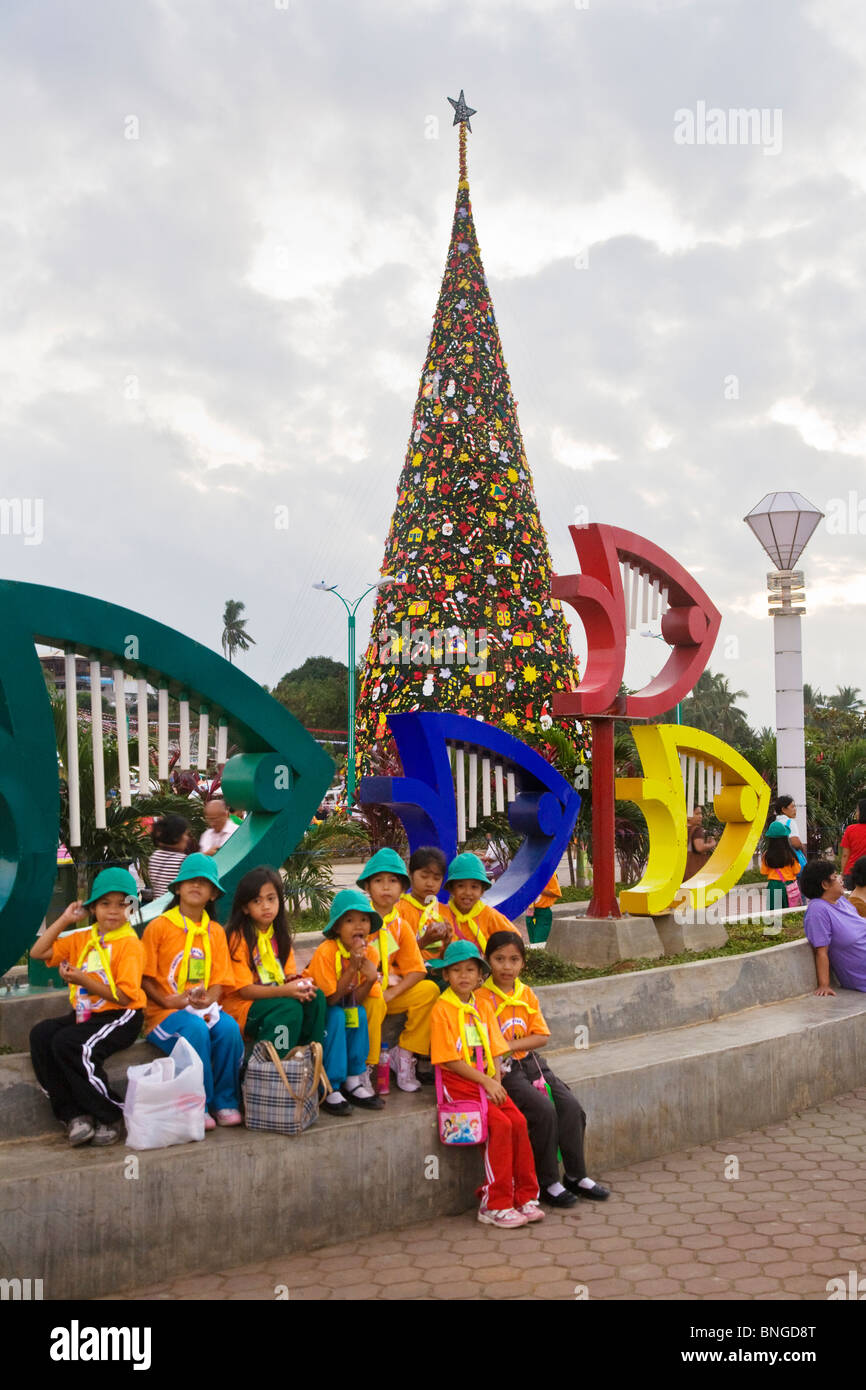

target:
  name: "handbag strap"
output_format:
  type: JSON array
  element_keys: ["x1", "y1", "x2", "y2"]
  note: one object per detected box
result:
[
  {"x1": 435, "y1": 1057, "x2": 488, "y2": 1116},
  {"x1": 287, "y1": 1041, "x2": 331, "y2": 1100},
  {"x1": 261, "y1": 1041, "x2": 328, "y2": 1104}
]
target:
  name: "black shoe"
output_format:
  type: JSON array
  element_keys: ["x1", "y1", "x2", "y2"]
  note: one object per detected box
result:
[
  {"x1": 415, "y1": 1060, "x2": 435, "y2": 1086},
  {"x1": 341, "y1": 1085, "x2": 385, "y2": 1111},
  {"x1": 539, "y1": 1187, "x2": 578, "y2": 1208},
  {"x1": 321, "y1": 1096, "x2": 354, "y2": 1117},
  {"x1": 564, "y1": 1176, "x2": 610, "y2": 1200}
]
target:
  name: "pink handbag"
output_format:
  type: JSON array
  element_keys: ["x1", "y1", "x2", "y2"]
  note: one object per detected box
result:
[{"x1": 435, "y1": 1056, "x2": 489, "y2": 1145}]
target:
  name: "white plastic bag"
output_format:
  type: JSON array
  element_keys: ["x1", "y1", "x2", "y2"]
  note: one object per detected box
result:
[{"x1": 124, "y1": 1035, "x2": 206, "y2": 1150}]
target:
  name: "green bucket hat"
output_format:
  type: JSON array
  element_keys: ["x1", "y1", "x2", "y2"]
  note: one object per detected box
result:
[
  {"x1": 427, "y1": 940, "x2": 490, "y2": 975},
  {"x1": 765, "y1": 822, "x2": 792, "y2": 839},
  {"x1": 445, "y1": 852, "x2": 491, "y2": 887},
  {"x1": 324, "y1": 888, "x2": 383, "y2": 939},
  {"x1": 83, "y1": 867, "x2": 139, "y2": 908},
  {"x1": 168, "y1": 852, "x2": 224, "y2": 897},
  {"x1": 356, "y1": 847, "x2": 410, "y2": 890}
]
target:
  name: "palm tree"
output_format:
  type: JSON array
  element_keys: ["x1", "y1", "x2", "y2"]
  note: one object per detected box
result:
[
  {"x1": 280, "y1": 818, "x2": 369, "y2": 920},
  {"x1": 221, "y1": 600, "x2": 256, "y2": 664},
  {"x1": 680, "y1": 670, "x2": 754, "y2": 751},
  {"x1": 803, "y1": 684, "x2": 825, "y2": 721},
  {"x1": 827, "y1": 685, "x2": 864, "y2": 714}
]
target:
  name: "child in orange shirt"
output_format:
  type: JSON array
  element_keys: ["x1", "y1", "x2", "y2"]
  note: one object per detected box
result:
[
  {"x1": 525, "y1": 873, "x2": 562, "y2": 944},
  {"x1": 429, "y1": 940, "x2": 541, "y2": 1229},
  {"x1": 478, "y1": 931, "x2": 609, "y2": 1208},
  {"x1": 29, "y1": 868, "x2": 146, "y2": 1147},
  {"x1": 400, "y1": 846, "x2": 452, "y2": 963},
  {"x1": 439, "y1": 853, "x2": 516, "y2": 953},
  {"x1": 307, "y1": 889, "x2": 386, "y2": 1113},
  {"x1": 224, "y1": 867, "x2": 326, "y2": 1056},
  {"x1": 141, "y1": 853, "x2": 244, "y2": 1131},
  {"x1": 357, "y1": 848, "x2": 440, "y2": 1091}
]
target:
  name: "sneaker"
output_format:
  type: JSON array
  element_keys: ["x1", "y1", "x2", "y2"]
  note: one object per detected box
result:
[
  {"x1": 389, "y1": 1044, "x2": 421, "y2": 1092},
  {"x1": 215, "y1": 1108, "x2": 243, "y2": 1127},
  {"x1": 91, "y1": 1122, "x2": 122, "y2": 1147},
  {"x1": 204, "y1": 1114, "x2": 217, "y2": 1131},
  {"x1": 516, "y1": 1200, "x2": 546, "y2": 1223},
  {"x1": 477, "y1": 1206, "x2": 529, "y2": 1229},
  {"x1": 66, "y1": 1116, "x2": 95, "y2": 1146}
]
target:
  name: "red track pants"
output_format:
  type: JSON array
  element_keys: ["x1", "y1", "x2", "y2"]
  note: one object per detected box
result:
[{"x1": 442, "y1": 1070, "x2": 539, "y2": 1211}]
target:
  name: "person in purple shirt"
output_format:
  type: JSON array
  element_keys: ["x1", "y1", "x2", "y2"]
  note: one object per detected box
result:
[{"x1": 801, "y1": 858, "x2": 866, "y2": 996}]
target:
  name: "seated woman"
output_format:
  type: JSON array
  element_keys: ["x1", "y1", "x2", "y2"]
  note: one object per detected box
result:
[{"x1": 801, "y1": 858, "x2": 866, "y2": 996}]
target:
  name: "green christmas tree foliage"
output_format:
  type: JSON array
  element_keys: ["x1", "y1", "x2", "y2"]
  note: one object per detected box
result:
[{"x1": 355, "y1": 116, "x2": 580, "y2": 767}]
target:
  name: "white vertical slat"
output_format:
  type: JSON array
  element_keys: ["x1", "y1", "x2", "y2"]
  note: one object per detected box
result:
[
  {"x1": 158, "y1": 687, "x2": 169, "y2": 780},
  {"x1": 621, "y1": 564, "x2": 631, "y2": 629},
  {"x1": 455, "y1": 746, "x2": 466, "y2": 843},
  {"x1": 651, "y1": 577, "x2": 661, "y2": 620},
  {"x1": 468, "y1": 750, "x2": 478, "y2": 829},
  {"x1": 696, "y1": 760, "x2": 705, "y2": 808},
  {"x1": 629, "y1": 565, "x2": 640, "y2": 632},
  {"x1": 660, "y1": 586, "x2": 670, "y2": 615},
  {"x1": 679, "y1": 753, "x2": 688, "y2": 784},
  {"x1": 179, "y1": 697, "x2": 190, "y2": 769},
  {"x1": 640, "y1": 570, "x2": 650, "y2": 624},
  {"x1": 494, "y1": 762, "x2": 505, "y2": 813},
  {"x1": 686, "y1": 756, "x2": 697, "y2": 818},
  {"x1": 113, "y1": 668, "x2": 131, "y2": 807},
  {"x1": 217, "y1": 721, "x2": 228, "y2": 765},
  {"x1": 90, "y1": 660, "x2": 106, "y2": 830},
  {"x1": 481, "y1": 756, "x2": 491, "y2": 817},
  {"x1": 506, "y1": 769, "x2": 516, "y2": 802},
  {"x1": 715, "y1": 768, "x2": 723, "y2": 796},
  {"x1": 137, "y1": 679, "x2": 149, "y2": 793},
  {"x1": 64, "y1": 651, "x2": 81, "y2": 847},
  {"x1": 197, "y1": 707, "x2": 209, "y2": 771}
]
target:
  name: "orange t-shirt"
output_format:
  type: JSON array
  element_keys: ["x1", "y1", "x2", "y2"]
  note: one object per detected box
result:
[
  {"x1": 141, "y1": 910, "x2": 236, "y2": 1031},
  {"x1": 475, "y1": 979, "x2": 550, "y2": 1061},
  {"x1": 368, "y1": 911, "x2": 426, "y2": 982},
  {"x1": 440, "y1": 900, "x2": 516, "y2": 953},
  {"x1": 429, "y1": 989, "x2": 509, "y2": 1069},
  {"x1": 50, "y1": 925, "x2": 146, "y2": 1014},
  {"x1": 306, "y1": 938, "x2": 382, "y2": 1001},
  {"x1": 533, "y1": 874, "x2": 562, "y2": 911},
  {"x1": 222, "y1": 933, "x2": 300, "y2": 1036}
]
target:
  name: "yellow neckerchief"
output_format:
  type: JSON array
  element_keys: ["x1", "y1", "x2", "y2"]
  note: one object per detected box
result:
[
  {"x1": 448, "y1": 898, "x2": 488, "y2": 950},
  {"x1": 334, "y1": 941, "x2": 364, "y2": 988},
  {"x1": 418, "y1": 898, "x2": 446, "y2": 954},
  {"x1": 441, "y1": 987, "x2": 496, "y2": 1077},
  {"x1": 71, "y1": 923, "x2": 136, "y2": 1005},
  {"x1": 165, "y1": 905, "x2": 212, "y2": 991},
  {"x1": 483, "y1": 977, "x2": 531, "y2": 1041},
  {"x1": 403, "y1": 893, "x2": 425, "y2": 914},
  {"x1": 371, "y1": 908, "x2": 402, "y2": 990},
  {"x1": 254, "y1": 926, "x2": 285, "y2": 985}
]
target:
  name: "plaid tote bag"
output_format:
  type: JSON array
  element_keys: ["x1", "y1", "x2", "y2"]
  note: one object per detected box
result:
[{"x1": 243, "y1": 1041, "x2": 331, "y2": 1136}]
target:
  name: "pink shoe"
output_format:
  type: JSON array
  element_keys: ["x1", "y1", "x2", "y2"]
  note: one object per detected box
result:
[
  {"x1": 517, "y1": 1201, "x2": 546, "y2": 1223},
  {"x1": 204, "y1": 1114, "x2": 216, "y2": 1131},
  {"x1": 477, "y1": 1206, "x2": 529, "y2": 1229},
  {"x1": 215, "y1": 1108, "x2": 243, "y2": 1126}
]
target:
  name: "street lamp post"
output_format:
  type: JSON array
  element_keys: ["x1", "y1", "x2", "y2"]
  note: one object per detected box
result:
[
  {"x1": 313, "y1": 578, "x2": 400, "y2": 808},
  {"x1": 744, "y1": 492, "x2": 824, "y2": 833}
]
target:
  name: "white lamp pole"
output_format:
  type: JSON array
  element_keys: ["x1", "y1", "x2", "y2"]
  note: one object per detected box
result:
[{"x1": 744, "y1": 492, "x2": 824, "y2": 835}]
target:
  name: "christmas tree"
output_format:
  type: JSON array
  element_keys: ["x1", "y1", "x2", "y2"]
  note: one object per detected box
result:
[{"x1": 355, "y1": 94, "x2": 580, "y2": 768}]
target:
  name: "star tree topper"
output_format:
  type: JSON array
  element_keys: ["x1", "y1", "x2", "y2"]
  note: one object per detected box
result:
[{"x1": 448, "y1": 90, "x2": 477, "y2": 131}]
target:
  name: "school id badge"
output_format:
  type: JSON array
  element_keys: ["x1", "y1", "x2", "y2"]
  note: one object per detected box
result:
[
  {"x1": 187, "y1": 954, "x2": 206, "y2": 982},
  {"x1": 344, "y1": 1006, "x2": 360, "y2": 1029}
]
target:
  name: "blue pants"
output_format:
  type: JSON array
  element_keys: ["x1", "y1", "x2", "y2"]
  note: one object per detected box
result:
[
  {"x1": 322, "y1": 1005, "x2": 369, "y2": 1088},
  {"x1": 147, "y1": 1009, "x2": 243, "y2": 1112}
]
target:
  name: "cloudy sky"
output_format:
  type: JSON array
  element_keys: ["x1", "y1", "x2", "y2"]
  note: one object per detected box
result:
[{"x1": 3, "y1": 0, "x2": 864, "y2": 731}]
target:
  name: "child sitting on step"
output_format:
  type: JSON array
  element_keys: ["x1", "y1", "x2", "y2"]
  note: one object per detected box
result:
[
  {"x1": 429, "y1": 940, "x2": 542, "y2": 1229},
  {"x1": 400, "y1": 846, "x2": 451, "y2": 963},
  {"x1": 224, "y1": 867, "x2": 326, "y2": 1059},
  {"x1": 439, "y1": 853, "x2": 515, "y2": 954},
  {"x1": 29, "y1": 868, "x2": 146, "y2": 1147},
  {"x1": 141, "y1": 853, "x2": 244, "y2": 1131},
  {"x1": 478, "y1": 931, "x2": 609, "y2": 1209},
  {"x1": 356, "y1": 849, "x2": 440, "y2": 1092},
  {"x1": 306, "y1": 889, "x2": 386, "y2": 1114}
]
